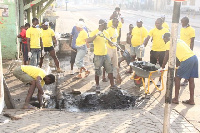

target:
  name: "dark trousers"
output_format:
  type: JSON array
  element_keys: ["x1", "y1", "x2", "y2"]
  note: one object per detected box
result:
[{"x1": 150, "y1": 50, "x2": 165, "y2": 66}]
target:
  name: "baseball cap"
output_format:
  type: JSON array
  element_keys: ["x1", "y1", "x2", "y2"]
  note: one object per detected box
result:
[
  {"x1": 44, "y1": 22, "x2": 49, "y2": 26},
  {"x1": 76, "y1": 21, "x2": 85, "y2": 28},
  {"x1": 137, "y1": 19, "x2": 143, "y2": 23},
  {"x1": 99, "y1": 19, "x2": 107, "y2": 25}
]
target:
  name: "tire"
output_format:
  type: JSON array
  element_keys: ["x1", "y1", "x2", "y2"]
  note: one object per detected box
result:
[{"x1": 134, "y1": 74, "x2": 144, "y2": 88}]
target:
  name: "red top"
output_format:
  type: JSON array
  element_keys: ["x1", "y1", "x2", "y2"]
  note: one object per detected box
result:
[{"x1": 20, "y1": 29, "x2": 27, "y2": 44}]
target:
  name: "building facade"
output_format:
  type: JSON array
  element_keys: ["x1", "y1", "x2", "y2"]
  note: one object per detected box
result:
[{"x1": 0, "y1": 0, "x2": 19, "y2": 59}]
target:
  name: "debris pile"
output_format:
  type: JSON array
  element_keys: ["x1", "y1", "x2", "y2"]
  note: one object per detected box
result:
[
  {"x1": 66, "y1": 89, "x2": 136, "y2": 112},
  {"x1": 132, "y1": 61, "x2": 159, "y2": 71}
]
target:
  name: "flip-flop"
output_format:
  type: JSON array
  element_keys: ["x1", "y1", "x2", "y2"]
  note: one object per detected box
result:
[
  {"x1": 102, "y1": 78, "x2": 108, "y2": 82},
  {"x1": 125, "y1": 71, "x2": 133, "y2": 74},
  {"x1": 172, "y1": 98, "x2": 179, "y2": 104},
  {"x1": 75, "y1": 74, "x2": 82, "y2": 79},
  {"x1": 23, "y1": 104, "x2": 37, "y2": 109},
  {"x1": 85, "y1": 70, "x2": 90, "y2": 77},
  {"x1": 115, "y1": 78, "x2": 122, "y2": 85},
  {"x1": 182, "y1": 100, "x2": 195, "y2": 105}
]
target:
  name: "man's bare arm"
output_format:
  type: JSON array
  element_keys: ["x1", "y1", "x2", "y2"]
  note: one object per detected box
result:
[
  {"x1": 161, "y1": 50, "x2": 169, "y2": 69},
  {"x1": 143, "y1": 35, "x2": 150, "y2": 46},
  {"x1": 27, "y1": 38, "x2": 31, "y2": 52},
  {"x1": 40, "y1": 38, "x2": 43, "y2": 50},
  {"x1": 36, "y1": 76, "x2": 44, "y2": 95},
  {"x1": 87, "y1": 35, "x2": 97, "y2": 43},
  {"x1": 190, "y1": 37, "x2": 195, "y2": 50},
  {"x1": 69, "y1": 35, "x2": 73, "y2": 47},
  {"x1": 52, "y1": 36, "x2": 57, "y2": 46}
]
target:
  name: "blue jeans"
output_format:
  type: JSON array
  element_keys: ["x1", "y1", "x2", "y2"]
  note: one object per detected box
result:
[
  {"x1": 30, "y1": 48, "x2": 41, "y2": 66},
  {"x1": 75, "y1": 45, "x2": 87, "y2": 69}
]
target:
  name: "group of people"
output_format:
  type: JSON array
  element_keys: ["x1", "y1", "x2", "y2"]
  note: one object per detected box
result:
[
  {"x1": 124, "y1": 14, "x2": 197, "y2": 105},
  {"x1": 14, "y1": 7, "x2": 198, "y2": 109},
  {"x1": 18, "y1": 18, "x2": 63, "y2": 72},
  {"x1": 15, "y1": 18, "x2": 66, "y2": 109},
  {"x1": 69, "y1": 7, "x2": 124, "y2": 92}
]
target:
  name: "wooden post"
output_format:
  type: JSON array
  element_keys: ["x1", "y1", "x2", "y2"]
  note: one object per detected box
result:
[
  {"x1": 163, "y1": 1, "x2": 181, "y2": 132},
  {"x1": 32, "y1": 6, "x2": 37, "y2": 18},
  {"x1": 55, "y1": 74, "x2": 62, "y2": 109},
  {"x1": 19, "y1": 0, "x2": 24, "y2": 26},
  {"x1": 0, "y1": 38, "x2": 4, "y2": 113},
  {"x1": 37, "y1": 0, "x2": 54, "y2": 18},
  {"x1": 3, "y1": 79, "x2": 15, "y2": 109},
  {"x1": 26, "y1": 0, "x2": 31, "y2": 23}
]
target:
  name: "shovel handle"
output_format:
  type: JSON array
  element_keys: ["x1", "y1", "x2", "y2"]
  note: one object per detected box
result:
[{"x1": 101, "y1": 33, "x2": 124, "y2": 52}]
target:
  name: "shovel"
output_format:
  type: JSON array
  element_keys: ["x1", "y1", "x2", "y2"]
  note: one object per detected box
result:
[{"x1": 101, "y1": 33, "x2": 131, "y2": 65}]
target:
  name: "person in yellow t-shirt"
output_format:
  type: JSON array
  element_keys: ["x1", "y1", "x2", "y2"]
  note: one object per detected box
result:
[
  {"x1": 74, "y1": 21, "x2": 90, "y2": 79},
  {"x1": 40, "y1": 22, "x2": 63, "y2": 73},
  {"x1": 102, "y1": 18, "x2": 122, "y2": 84},
  {"x1": 162, "y1": 33, "x2": 198, "y2": 105},
  {"x1": 161, "y1": 15, "x2": 170, "y2": 31},
  {"x1": 26, "y1": 18, "x2": 43, "y2": 66},
  {"x1": 143, "y1": 18, "x2": 169, "y2": 86},
  {"x1": 87, "y1": 19, "x2": 120, "y2": 92},
  {"x1": 180, "y1": 17, "x2": 195, "y2": 50},
  {"x1": 13, "y1": 65, "x2": 55, "y2": 109},
  {"x1": 126, "y1": 19, "x2": 148, "y2": 74},
  {"x1": 179, "y1": 17, "x2": 195, "y2": 86},
  {"x1": 108, "y1": 9, "x2": 123, "y2": 44}
]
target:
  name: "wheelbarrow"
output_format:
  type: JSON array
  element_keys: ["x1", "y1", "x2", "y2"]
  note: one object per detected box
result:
[{"x1": 130, "y1": 61, "x2": 167, "y2": 94}]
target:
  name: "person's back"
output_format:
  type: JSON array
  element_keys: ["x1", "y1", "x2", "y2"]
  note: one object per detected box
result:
[
  {"x1": 21, "y1": 65, "x2": 46, "y2": 86},
  {"x1": 166, "y1": 39, "x2": 194, "y2": 62}
]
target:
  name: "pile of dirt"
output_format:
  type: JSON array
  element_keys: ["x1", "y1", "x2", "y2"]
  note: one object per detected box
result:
[{"x1": 76, "y1": 89, "x2": 136, "y2": 111}]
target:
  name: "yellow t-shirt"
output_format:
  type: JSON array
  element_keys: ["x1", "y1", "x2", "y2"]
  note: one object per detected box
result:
[
  {"x1": 166, "y1": 39, "x2": 195, "y2": 62},
  {"x1": 41, "y1": 28, "x2": 55, "y2": 47},
  {"x1": 26, "y1": 27, "x2": 41, "y2": 48},
  {"x1": 89, "y1": 29, "x2": 109, "y2": 55},
  {"x1": 149, "y1": 28, "x2": 169, "y2": 51},
  {"x1": 21, "y1": 65, "x2": 47, "y2": 86},
  {"x1": 106, "y1": 27, "x2": 118, "y2": 49},
  {"x1": 107, "y1": 20, "x2": 122, "y2": 35},
  {"x1": 131, "y1": 26, "x2": 148, "y2": 47},
  {"x1": 162, "y1": 22, "x2": 169, "y2": 31},
  {"x1": 107, "y1": 20, "x2": 122, "y2": 29},
  {"x1": 76, "y1": 30, "x2": 88, "y2": 46},
  {"x1": 180, "y1": 26, "x2": 195, "y2": 46}
]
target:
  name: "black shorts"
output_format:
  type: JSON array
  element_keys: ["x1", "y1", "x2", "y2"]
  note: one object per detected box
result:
[
  {"x1": 44, "y1": 46, "x2": 54, "y2": 52},
  {"x1": 176, "y1": 58, "x2": 180, "y2": 67},
  {"x1": 22, "y1": 43, "x2": 28, "y2": 62},
  {"x1": 70, "y1": 50, "x2": 77, "y2": 64},
  {"x1": 150, "y1": 50, "x2": 165, "y2": 66}
]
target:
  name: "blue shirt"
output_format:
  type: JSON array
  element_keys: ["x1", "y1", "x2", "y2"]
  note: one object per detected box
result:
[{"x1": 71, "y1": 26, "x2": 88, "y2": 49}]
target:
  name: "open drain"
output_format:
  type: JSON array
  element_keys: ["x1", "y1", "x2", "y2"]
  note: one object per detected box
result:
[
  {"x1": 44, "y1": 89, "x2": 137, "y2": 112},
  {"x1": 30, "y1": 90, "x2": 139, "y2": 112}
]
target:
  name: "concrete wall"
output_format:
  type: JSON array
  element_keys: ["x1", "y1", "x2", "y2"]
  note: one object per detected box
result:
[
  {"x1": 0, "y1": 38, "x2": 4, "y2": 114},
  {"x1": 0, "y1": 0, "x2": 18, "y2": 59}
]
